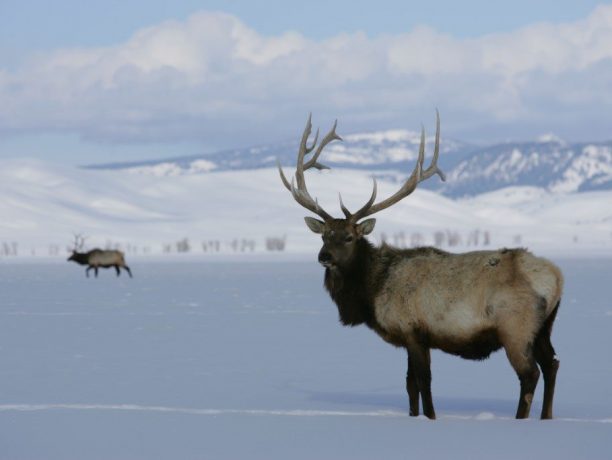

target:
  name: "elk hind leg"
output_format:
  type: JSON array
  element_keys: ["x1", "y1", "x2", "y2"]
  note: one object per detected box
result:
[
  {"x1": 123, "y1": 265, "x2": 133, "y2": 278},
  {"x1": 114, "y1": 265, "x2": 121, "y2": 276},
  {"x1": 504, "y1": 340, "x2": 540, "y2": 419},
  {"x1": 534, "y1": 302, "x2": 560, "y2": 419}
]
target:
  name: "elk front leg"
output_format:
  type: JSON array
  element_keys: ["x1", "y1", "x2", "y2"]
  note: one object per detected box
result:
[
  {"x1": 407, "y1": 345, "x2": 435, "y2": 419},
  {"x1": 406, "y1": 353, "x2": 420, "y2": 416}
]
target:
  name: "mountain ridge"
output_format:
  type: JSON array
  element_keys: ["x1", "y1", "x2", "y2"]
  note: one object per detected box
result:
[{"x1": 84, "y1": 130, "x2": 612, "y2": 197}]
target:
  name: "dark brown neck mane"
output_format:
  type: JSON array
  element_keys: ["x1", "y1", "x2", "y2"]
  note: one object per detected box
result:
[
  {"x1": 323, "y1": 239, "x2": 388, "y2": 329},
  {"x1": 70, "y1": 251, "x2": 91, "y2": 265},
  {"x1": 70, "y1": 249, "x2": 102, "y2": 265}
]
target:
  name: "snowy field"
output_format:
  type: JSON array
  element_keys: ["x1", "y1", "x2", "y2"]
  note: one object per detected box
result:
[
  {"x1": 1, "y1": 160, "x2": 612, "y2": 258},
  {"x1": 0, "y1": 256, "x2": 611, "y2": 459}
]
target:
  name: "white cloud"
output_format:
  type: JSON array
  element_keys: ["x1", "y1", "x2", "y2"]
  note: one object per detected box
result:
[{"x1": 1, "y1": 6, "x2": 612, "y2": 147}]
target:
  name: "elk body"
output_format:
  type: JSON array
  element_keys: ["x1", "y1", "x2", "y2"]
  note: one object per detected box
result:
[
  {"x1": 67, "y1": 235, "x2": 132, "y2": 278},
  {"x1": 278, "y1": 113, "x2": 563, "y2": 420}
]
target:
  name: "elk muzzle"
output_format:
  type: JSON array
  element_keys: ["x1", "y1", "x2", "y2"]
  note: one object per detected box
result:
[{"x1": 318, "y1": 247, "x2": 334, "y2": 268}]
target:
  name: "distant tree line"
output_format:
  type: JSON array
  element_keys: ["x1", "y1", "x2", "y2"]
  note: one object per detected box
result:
[
  {"x1": 161, "y1": 236, "x2": 285, "y2": 254},
  {"x1": 378, "y1": 229, "x2": 494, "y2": 248},
  {"x1": 0, "y1": 241, "x2": 18, "y2": 256},
  {"x1": 7, "y1": 229, "x2": 607, "y2": 258}
]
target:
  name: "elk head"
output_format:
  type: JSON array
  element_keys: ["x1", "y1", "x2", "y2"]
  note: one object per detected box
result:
[
  {"x1": 67, "y1": 233, "x2": 87, "y2": 261},
  {"x1": 278, "y1": 112, "x2": 446, "y2": 270}
]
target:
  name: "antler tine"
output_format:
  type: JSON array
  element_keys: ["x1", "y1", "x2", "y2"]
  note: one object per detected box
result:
[
  {"x1": 420, "y1": 109, "x2": 446, "y2": 182},
  {"x1": 304, "y1": 119, "x2": 340, "y2": 171},
  {"x1": 277, "y1": 160, "x2": 292, "y2": 191},
  {"x1": 338, "y1": 193, "x2": 352, "y2": 218},
  {"x1": 306, "y1": 127, "x2": 320, "y2": 154},
  {"x1": 290, "y1": 178, "x2": 332, "y2": 220},
  {"x1": 352, "y1": 111, "x2": 445, "y2": 220},
  {"x1": 278, "y1": 113, "x2": 316, "y2": 192},
  {"x1": 345, "y1": 178, "x2": 378, "y2": 222},
  {"x1": 295, "y1": 113, "x2": 313, "y2": 191},
  {"x1": 278, "y1": 114, "x2": 338, "y2": 220}
]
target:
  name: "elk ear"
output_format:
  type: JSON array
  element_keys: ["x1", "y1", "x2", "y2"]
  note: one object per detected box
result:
[
  {"x1": 304, "y1": 217, "x2": 326, "y2": 234},
  {"x1": 357, "y1": 218, "x2": 376, "y2": 236}
]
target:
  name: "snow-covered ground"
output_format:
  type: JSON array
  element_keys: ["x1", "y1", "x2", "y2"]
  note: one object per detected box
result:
[
  {"x1": 0, "y1": 258, "x2": 611, "y2": 459},
  {"x1": 0, "y1": 159, "x2": 611, "y2": 258},
  {"x1": 1, "y1": 157, "x2": 610, "y2": 457}
]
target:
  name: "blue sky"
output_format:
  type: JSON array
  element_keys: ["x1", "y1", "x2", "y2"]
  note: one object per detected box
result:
[{"x1": 0, "y1": 1, "x2": 610, "y2": 164}]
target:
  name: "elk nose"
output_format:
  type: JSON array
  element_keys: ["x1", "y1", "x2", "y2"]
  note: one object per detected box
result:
[{"x1": 318, "y1": 249, "x2": 333, "y2": 266}]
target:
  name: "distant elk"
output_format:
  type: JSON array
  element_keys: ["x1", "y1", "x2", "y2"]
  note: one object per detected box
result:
[
  {"x1": 67, "y1": 234, "x2": 133, "y2": 278},
  {"x1": 278, "y1": 112, "x2": 563, "y2": 419}
]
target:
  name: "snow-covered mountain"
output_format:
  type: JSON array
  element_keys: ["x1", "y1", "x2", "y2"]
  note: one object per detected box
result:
[
  {"x1": 441, "y1": 138, "x2": 612, "y2": 196},
  {"x1": 85, "y1": 129, "x2": 470, "y2": 179},
  {"x1": 86, "y1": 130, "x2": 612, "y2": 197}
]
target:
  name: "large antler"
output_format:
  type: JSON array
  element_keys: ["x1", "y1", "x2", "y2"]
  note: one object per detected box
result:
[
  {"x1": 69, "y1": 233, "x2": 87, "y2": 252},
  {"x1": 278, "y1": 114, "x2": 342, "y2": 220},
  {"x1": 343, "y1": 110, "x2": 446, "y2": 222}
]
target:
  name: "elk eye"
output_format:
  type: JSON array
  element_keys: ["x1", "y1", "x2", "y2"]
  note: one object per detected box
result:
[{"x1": 344, "y1": 235, "x2": 354, "y2": 243}]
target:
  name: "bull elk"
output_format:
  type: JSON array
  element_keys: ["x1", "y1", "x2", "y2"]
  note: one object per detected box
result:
[
  {"x1": 67, "y1": 234, "x2": 133, "y2": 278},
  {"x1": 278, "y1": 112, "x2": 563, "y2": 419}
]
